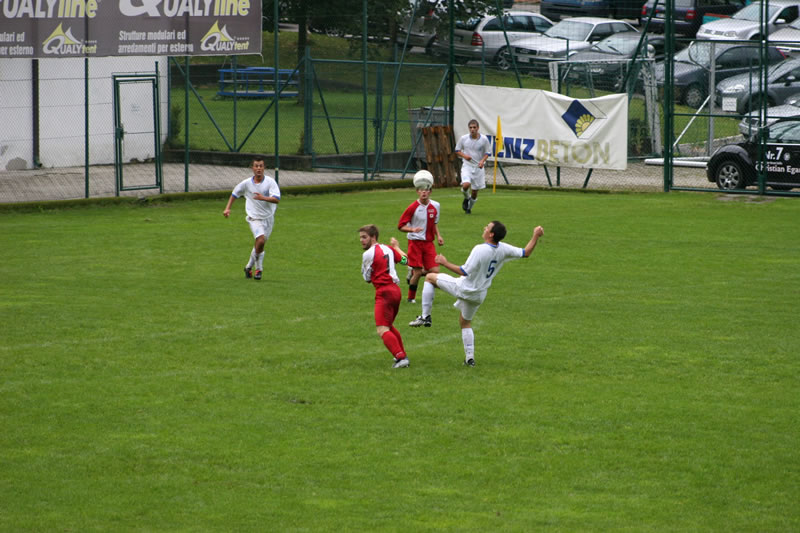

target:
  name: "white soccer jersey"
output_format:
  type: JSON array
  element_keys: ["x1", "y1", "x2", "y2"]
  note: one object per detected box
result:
[
  {"x1": 458, "y1": 241, "x2": 525, "y2": 300},
  {"x1": 231, "y1": 176, "x2": 281, "y2": 220},
  {"x1": 455, "y1": 133, "x2": 492, "y2": 163}
]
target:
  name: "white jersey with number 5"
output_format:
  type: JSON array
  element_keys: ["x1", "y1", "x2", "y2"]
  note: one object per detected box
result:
[{"x1": 458, "y1": 242, "x2": 525, "y2": 301}]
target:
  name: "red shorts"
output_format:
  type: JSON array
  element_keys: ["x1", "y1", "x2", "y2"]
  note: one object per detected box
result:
[
  {"x1": 407, "y1": 239, "x2": 437, "y2": 270},
  {"x1": 374, "y1": 284, "x2": 401, "y2": 327}
]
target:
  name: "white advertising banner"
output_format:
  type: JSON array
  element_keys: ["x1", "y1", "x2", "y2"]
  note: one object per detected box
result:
[{"x1": 454, "y1": 84, "x2": 628, "y2": 171}]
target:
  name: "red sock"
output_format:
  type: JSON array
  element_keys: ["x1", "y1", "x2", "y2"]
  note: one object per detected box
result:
[
  {"x1": 390, "y1": 326, "x2": 406, "y2": 354},
  {"x1": 381, "y1": 330, "x2": 405, "y2": 359}
]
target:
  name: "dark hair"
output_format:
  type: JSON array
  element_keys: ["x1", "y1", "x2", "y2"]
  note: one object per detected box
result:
[
  {"x1": 490, "y1": 221, "x2": 506, "y2": 243},
  {"x1": 359, "y1": 224, "x2": 379, "y2": 239},
  {"x1": 252, "y1": 156, "x2": 265, "y2": 165},
  {"x1": 468, "y1": 119, "x2": 479, "y2": 128}
]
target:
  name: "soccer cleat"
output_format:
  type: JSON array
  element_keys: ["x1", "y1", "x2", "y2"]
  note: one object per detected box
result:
[
  {"x1": 465, "y1": 357, "x2": 475, "y2": 367},
  {"x1": 392, "y1": 357, "x2": 410, "y2": 369},
  {"x1": 244, "y1": 267, "x2": 253, "y2": 279},
  {"x1": 462, "y1": 198, "x2": 470, "y2": 212},
  {"x1": 465, "y1": 205, "x2": 471, "y2": 214},
  {"x1": 254, "y1": 270, "x2": 262, "y2": 280},
  {"x1": 409, "y1": 315, "x2": 431, "y2": 327},
  {"x1": 407, "y1": 298, "x2": 416, "y2": 304}
]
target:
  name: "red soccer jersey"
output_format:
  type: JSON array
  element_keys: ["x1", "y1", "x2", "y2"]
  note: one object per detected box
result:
[
  {"x1": 398, "y1": 199, "x2": 440, "y2": 243},
  {"x1": 362, "y1": 243, "x2": 403, "y2": 289}
]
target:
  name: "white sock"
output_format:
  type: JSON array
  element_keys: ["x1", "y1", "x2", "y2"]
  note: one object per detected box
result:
[
  {"x1": 256, "y1": 251, "x2": 265, "y2": 270},
  {"x1": 462, "y1": 187, "x2": 470, "y2": 199},
  {"x1": 469, "y1": 197, "x2": 477, "y2": 209},
  {"x1": 421, "y1": 281, "x2": 435, "y2": 317},
  {"x1": 462, "y1": 328, "x2": 474, "y2": 360},
  {"x1": 246, "y1": 248, "x2": 257, "y2": 268}
]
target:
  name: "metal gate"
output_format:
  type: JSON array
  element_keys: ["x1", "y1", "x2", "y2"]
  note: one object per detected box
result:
[{"x1": 113, "y1": 73, "x2": 163, "y2": 195}]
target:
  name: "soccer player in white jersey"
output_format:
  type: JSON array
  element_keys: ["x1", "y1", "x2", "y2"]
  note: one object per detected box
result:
[
  {"x1": 222, "y1": 157, "x2": 281, "y2": 281},
  {"x1": 359, "y1": 225, "x2": 411, "y2": 369},
  {"x1": 398, "y1": 183, "x2": 444, "y2": 303},
  {"x1": 454, "y1": 119, "x2": 492, "y2": 215},
  {"x1": 410, "y1": 221, "x2": 544, "y2": 366}
]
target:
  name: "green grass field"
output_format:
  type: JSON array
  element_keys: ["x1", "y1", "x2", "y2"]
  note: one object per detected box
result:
[{"x1": 2, "y1": 187, "x2": 799, "y2": 531}]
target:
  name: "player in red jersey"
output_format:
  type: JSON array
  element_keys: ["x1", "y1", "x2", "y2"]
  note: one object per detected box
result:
[
  {"x1": 359, "y1": 224, "x2": 411, "y2": 369},
  {"x1": 397, "y1": 184, "x2": 443, "y2": 303}
]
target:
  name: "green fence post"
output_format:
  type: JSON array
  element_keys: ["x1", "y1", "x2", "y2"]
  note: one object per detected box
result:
[{"x1": 304, "y1": 47, "x2": 313, "y2": 159}]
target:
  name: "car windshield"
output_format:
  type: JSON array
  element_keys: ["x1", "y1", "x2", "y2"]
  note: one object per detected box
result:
[
  {"x1": 732, "y1": 3, "x2": 781, "y2": 22},
  {"x1": 676, "y1": 41, "x2": 715, "y2": 66},
  {"x1": 768, "y1": 120, "x2": 800, "y2": 142},
  {"x1": 768, "y1": 59, "x2": 800, "y2": 78},
  {"x1": 545, "y1": 20, "x2": 592, "y2": 40},
  {"x1": 592, "y1": 35, "x2": 637, "y2": 54}
]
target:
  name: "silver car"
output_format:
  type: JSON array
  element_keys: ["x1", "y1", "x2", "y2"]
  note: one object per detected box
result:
[
  {"x1": 510, "y1": 17, "x2": 638, "y2": 73},
  {"x1": 770, "y1": 18, "x2": 800, "y2": 54},
  {"x1": 432, "y1": 11, "x2": 554, "y2": 69},
  {"x1": 696, "y1": 0, "x2": 800, "y2": 41},
  {"x1": 716, "y1": 57, "x2": 800, "y2": 115},
  {"x1": 738, "y1": 91, "x2": 800, "y2": 136}
]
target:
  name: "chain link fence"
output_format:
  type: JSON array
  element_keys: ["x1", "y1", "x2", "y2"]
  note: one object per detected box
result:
[{"x1": 4, "y1": 6, "x2": 799, "y2": 203}]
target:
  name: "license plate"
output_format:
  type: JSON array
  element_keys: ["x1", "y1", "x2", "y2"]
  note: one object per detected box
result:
[
  {"x1": 517, "y1": 56, "x2": 530, "y2": 63},
  {"x1": 654, "y1": 12, "x2": 665, "y2": 18},
  {"x1": 722, "y1": 97, "x2": 738, "y2": 112}
]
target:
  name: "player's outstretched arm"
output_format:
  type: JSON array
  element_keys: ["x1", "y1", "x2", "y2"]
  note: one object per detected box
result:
[
  {"x1": 523, "y1": 226, "x2": 544, "y2": 258},
  {"x1": 389, "y1": 238, "x2": 408, "y2": 264},
  {"x1": 435, "y1": 253, "x2": 462, "y2": 276},
  {"x1": 223, "y1": 195, "x2": 236, "y2": 217}
]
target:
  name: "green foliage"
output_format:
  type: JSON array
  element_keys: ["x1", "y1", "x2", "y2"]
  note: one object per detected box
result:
[{"x1": 1, "y1": 189, "x2": 799, "y2": 530}]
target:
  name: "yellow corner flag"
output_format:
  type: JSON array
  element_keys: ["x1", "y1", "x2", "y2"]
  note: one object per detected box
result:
[{"x1": 493, "y1": 115, "x2": 503, "y2": 193}]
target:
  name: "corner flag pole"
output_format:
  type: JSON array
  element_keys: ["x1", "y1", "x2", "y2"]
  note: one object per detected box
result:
[{"x1": 492, "y1": 115, "x2": 502, "y2": 193}]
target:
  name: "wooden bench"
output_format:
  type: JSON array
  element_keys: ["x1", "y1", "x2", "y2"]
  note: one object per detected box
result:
[{"x1": 216, "y1": 67, "x2": 299, "y2": 99}]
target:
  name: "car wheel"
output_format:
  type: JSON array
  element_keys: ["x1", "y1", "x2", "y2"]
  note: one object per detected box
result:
[
  {"x1": 684, "y1": 84, "x2": 705, "y2": 109},
  {"x1": 495, "y1": 47, "x2": 511, "y2": 70},
  {"x1": 715, "y1": 159, "x2": 746, "y2": 190}
]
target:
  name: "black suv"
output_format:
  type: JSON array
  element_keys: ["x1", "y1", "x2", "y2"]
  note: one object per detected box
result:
[{"x1": 641, "y1": 0, "x2": 747, "y2": 37}]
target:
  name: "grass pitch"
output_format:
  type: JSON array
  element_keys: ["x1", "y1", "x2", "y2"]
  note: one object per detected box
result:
[{"x1": 1, "y1": 188, "x2": 799, "y2": 531}]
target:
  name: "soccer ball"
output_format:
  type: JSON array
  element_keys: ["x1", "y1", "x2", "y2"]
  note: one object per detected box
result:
[{"x1": 413, "y1": 170, "x2": 434, "y2": 190}]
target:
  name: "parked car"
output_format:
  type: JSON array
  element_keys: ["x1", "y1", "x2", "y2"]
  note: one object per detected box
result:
[
  {"x1": 696, "y1": 0, "x2": 800, "y2": 40},
  {"x1": 715, "y1": 57, "x2": 800, "y2": 115},
  {"x1": 641, "y1": 0, "x2": 747, "y2": 37},
  {"x1": 541, "y1": 0, "x2": 646, "y2": 21},
  {"x1": 738, "y1": 91, "x2": 800, "y2": 136},
  {"x1": 510, "y1": 17, "x2": 638, "y2": 74},
  {"x1": 396, "y1": 0, "x2": 515, "y2": 52},
  {"x1": 706, "y1": 117, "x2": 800, "y2": 190},
  {"x1": 432, "y1": 11, "x2": 554, "y2": 69},
  {"x1": 564, "y1": 32, "x2": 665, "y2": 91},
  {"x1": 655, "y1": 40, "x2": 787, "y2": 108},
  {"x1": 397, "y1": 0, "x2": 440, "y2": 52},
  {"x1": 769, "y1": 18, "x2": 800, "y2": 54}
]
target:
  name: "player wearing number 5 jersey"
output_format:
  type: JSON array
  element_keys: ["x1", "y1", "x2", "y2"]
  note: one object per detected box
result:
[
  {"x1": 409, "y1": 221, "x2": 544, "y2": 366},
  {"x1": 359, "y1": 224, "x2": 411, "y2": 369}
]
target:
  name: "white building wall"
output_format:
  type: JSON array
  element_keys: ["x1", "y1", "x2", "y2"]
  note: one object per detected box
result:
[{"x1": 0, "y1": 56, "x2": 169, "y2": 170}]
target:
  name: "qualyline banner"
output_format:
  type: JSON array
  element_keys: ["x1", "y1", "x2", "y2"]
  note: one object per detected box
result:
[
  {"x1": 0, "y1": 0, "x2": 262, "y2": 58},
  {"x1": 454, "y1": 84, "x2": 628, "y2": 171}
]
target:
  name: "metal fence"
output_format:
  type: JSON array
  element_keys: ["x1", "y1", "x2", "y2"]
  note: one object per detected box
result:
[{"x1": 3, "y1": 0, "x2": 800, "y2": 203}]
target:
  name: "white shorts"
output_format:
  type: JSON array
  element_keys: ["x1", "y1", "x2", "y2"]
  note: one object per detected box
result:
[
  {"x1": 435, "y1": 273, "x2": 485, "y2": 321},
  {"x1": 460, "y1": 161, "x2": 486, "y2": 191},
  {"x1": 246, "y1": 215, "x2": 274, "y2": 240}
]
